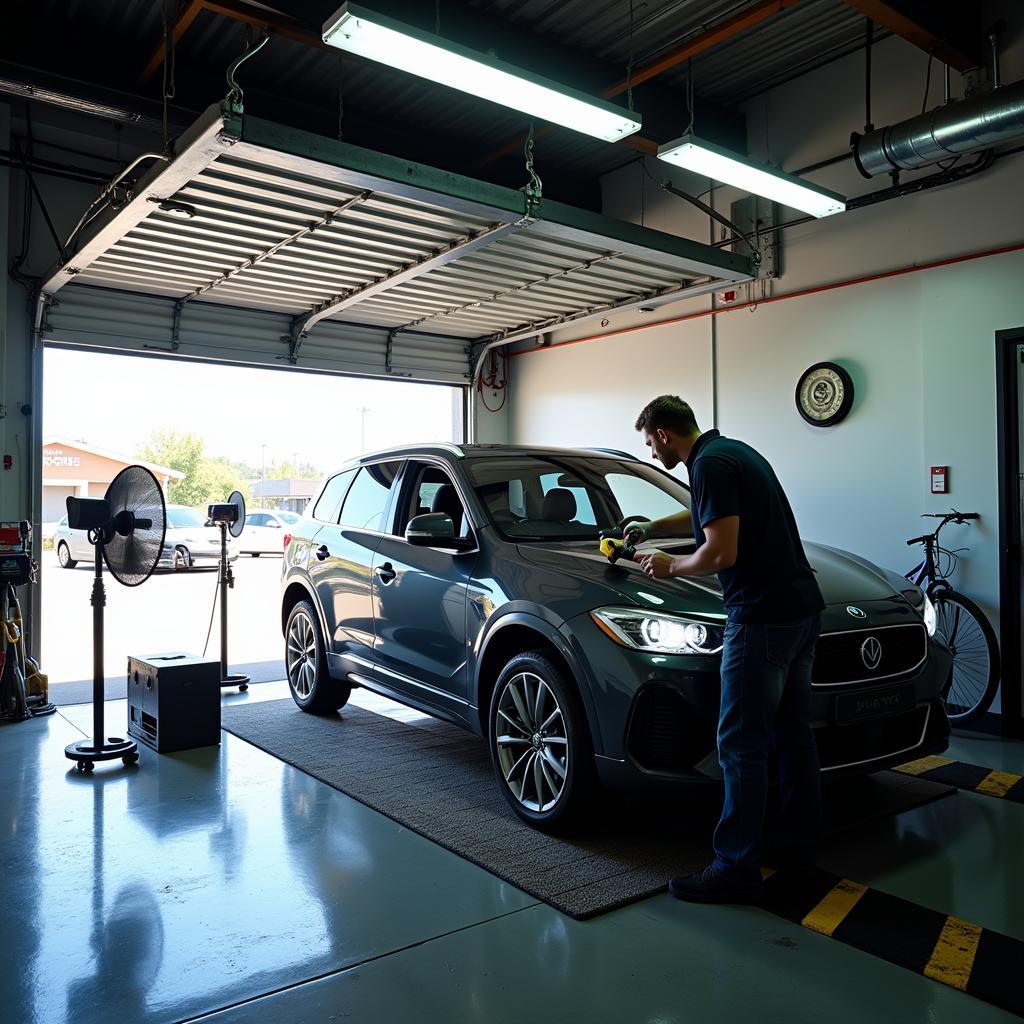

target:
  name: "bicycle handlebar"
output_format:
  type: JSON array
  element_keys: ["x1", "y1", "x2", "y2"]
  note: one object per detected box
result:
[{"x1": 906, "y1": 534, "x2": 930, "y2": 546}]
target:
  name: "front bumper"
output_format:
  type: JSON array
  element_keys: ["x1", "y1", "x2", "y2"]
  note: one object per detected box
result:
[{"x1": 563, "y1": 609, "x2": 952, "y2": 794}]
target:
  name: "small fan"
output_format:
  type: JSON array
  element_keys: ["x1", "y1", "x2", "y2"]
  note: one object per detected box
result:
[
  {"x1": 64, "y1": 465, "x2": 166, "y2": 773},
  {"x1": 207, "y1": 489, "x2": 249, "y2": 692}
]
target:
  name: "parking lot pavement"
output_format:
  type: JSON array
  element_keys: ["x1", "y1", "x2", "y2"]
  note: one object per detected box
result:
[{"x1": 39, "y1": 551, "x2": 285, "y2": 689}]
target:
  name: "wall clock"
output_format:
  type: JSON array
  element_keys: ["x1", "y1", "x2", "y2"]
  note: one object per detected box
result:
[{"x1": 795, "y1": 362, "x2": 854, "y2": 427}]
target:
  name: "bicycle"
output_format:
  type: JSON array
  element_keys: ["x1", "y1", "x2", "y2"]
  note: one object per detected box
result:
[{"x1": 905, "y1": 510, "x2": 1000, "y2": 725}]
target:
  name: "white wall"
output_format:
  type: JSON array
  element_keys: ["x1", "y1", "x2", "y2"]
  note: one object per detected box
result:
[{"x1": 509, "y1": 19, "x2": 1024, "y2": 707}]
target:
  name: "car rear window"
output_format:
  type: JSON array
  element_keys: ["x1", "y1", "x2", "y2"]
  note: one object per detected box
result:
[
  {"x1": 339, "y1": 462, "x2": 401, "y2": 532},
  {"x1": 312, "y1": 470, "x2": 356, "y2": 523}
]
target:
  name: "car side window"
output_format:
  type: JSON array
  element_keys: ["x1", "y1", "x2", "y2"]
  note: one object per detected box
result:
[
  {"x1": 339, "y1": 462, "x2": 402, "y2": 532},
  {"x1": 539, "y1": 472, "x2": 597, "y2": 525},
  {"x1": 606, "y1": 472, "x2": 688, "y2": 522},
  {"x1": 397, "y1": 462, "x2": 469, "y2": 539},
  {"x1": 312, "y1": 470, "x2": 356, "y2": 524},
  {"x1": 248, "y1": 512, "x2": 267, "y2": 527}
]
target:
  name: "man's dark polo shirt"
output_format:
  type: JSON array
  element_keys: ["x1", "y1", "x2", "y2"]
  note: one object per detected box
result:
[{"x1": 685, "y1": 429, "x2": 825, "y2": 624}]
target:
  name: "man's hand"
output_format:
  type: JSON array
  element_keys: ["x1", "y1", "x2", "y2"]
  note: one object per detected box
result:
[
  {"x1": 639, "y1": 551, "x2": 675, "y2": 579},
  {"x1": 624, "y1": 520, "x2": 652, "y2": 547}
]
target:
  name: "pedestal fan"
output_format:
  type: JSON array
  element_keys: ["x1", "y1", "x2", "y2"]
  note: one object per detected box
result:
[
  {"x1": 64, "y1": 465, "x2": 166, "y2": 773},
  {"x1": 206, "y1": 490, "x2": 249, "y2": 692}
]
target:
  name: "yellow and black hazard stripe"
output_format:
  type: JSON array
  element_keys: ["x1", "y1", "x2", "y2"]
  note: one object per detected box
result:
[
  {"x1": 894, "y1": 755, "x2": 1024, "y2": 802},
  {"x1": 758, "y1": 867, "x2": 1024, "y2": 1016}
]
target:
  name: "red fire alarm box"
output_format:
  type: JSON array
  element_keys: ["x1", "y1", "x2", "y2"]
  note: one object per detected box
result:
[{"x1": 930, "y1": 466, "x2": 949, "y2": 494}]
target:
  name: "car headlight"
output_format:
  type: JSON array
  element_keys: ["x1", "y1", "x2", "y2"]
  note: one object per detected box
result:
[
  {"x1": 923, "y1": 593, "x2": 937, "y2": 637},
  {"x1": 591, "y1": 607, "x2": 725, "y2": 655}
]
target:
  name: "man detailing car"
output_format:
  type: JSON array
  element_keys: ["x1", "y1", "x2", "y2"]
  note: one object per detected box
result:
[{"x1": 629, "y1": 395, "x2": 826, "y2": 904}]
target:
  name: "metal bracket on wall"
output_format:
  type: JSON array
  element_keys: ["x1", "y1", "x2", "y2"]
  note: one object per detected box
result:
[
  {"x1": 386, "y1": 329, "x2": 398, "y2": 374},
  {"x1": 730, "y1": 194, "x2": 780, "y2": 279},
  {"x1": 171, "y1": 299, "x2": 184, "y2": 352}
]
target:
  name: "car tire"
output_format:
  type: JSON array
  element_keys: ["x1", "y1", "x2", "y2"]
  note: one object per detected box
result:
[
  {"x1": 488, "y1": 651, "x2": 597, "y2": 834},
  {"x1": 57, "y1": 542, "x2": 77, "y2": 569},
  {"x1": 286, "y1": 599, "x2": 351, "y2": 714},
  {"x1": 173, "y1": 546, "x2": 190, "y2": 571}
]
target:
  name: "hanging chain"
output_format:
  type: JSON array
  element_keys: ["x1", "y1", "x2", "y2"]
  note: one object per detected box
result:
[
  {"x1": 337, "y1": 54, "x2": 344, "y2": 140},
  {"x1": 523, "y1": 123, "x2": 543, "y2": 216},
  {"x1": 626, "y1": 0, "x2": 635, "y2": 112},
  {"x1": 685, "y1": 57, "x2": 695, "y2": 135}
]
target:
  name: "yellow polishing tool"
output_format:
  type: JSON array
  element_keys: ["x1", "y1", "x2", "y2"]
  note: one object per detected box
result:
[{"x1": 599, "y1": 535, "x2": 637, "y2": 564}]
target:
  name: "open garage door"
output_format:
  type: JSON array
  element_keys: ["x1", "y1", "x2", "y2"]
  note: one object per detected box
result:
[{"x1": 38, "y1": 104, "x2": 753, "y2": 392}]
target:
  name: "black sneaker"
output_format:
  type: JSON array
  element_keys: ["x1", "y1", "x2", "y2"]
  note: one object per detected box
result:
[{"x1": 668, "y1": 865, "x2": 762, "y2": 904}]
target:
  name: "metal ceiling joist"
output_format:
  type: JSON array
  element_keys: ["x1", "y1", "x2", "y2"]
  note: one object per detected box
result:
[
  {"x1": 43, "y1": 104, "x2": 753, "y2": 383},
  {"x1": 839, "y1": 0, "x2": 984, "y2": 73}
]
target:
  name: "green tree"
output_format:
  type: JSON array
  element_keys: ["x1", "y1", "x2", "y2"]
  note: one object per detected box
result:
[{"x1": 140, "y1": 431, "x2": 250, "y2": 509}]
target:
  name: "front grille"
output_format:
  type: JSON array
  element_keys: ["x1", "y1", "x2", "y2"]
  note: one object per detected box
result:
[
  {"x1": 814, "y1": 706, "x2": 929, "y2": 771},
  {"x1": 813, "y1": 624, "x2": 927, "y2": 687},
  {"x1": 626, "y1": 686, "x2": 715, "y2": 774}
]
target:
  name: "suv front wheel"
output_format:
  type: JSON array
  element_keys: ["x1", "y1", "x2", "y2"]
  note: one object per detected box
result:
[
  {"x1": 488, "y1": 651, "x2": 596, "y2": 833},
  {"x1": 286, "y1": 600, "x2": 352, "y2": 714}
]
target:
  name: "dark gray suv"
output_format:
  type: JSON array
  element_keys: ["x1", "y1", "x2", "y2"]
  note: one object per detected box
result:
[{"x1": 280, "y1": 444, "x2": 951, "y2": 831}]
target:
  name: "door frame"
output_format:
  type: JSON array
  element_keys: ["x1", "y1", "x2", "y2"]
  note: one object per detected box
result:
[{"x1": 996, "y1": 326, "x2": 1024, "y2": 737}]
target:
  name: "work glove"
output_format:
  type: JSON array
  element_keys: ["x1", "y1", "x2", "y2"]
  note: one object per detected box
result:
[{"x1": 623, "y1": 520, "x2": 653, "y2": 547}]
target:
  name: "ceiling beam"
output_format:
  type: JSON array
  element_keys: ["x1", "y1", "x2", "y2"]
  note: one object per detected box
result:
[
  {"x1": 609, "y1": 0, "x2": 802, "y2": 93},
  {"x1": 137, "y1": 0, "x2": 205, "y2": 84},
  {"x1": 471, "y1": 0, "x2": 797, "y2": 171},
  {"x1": 840, "y1": 0, "x2": 985, "y2": 73}
]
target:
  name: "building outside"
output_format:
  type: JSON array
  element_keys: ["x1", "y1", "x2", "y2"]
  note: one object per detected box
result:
[
  {"x1": 42, "y1": 436, "x2": 183, "y2": 532},
  {"x1": 249, "y1": 478, "x2": 321, "y2": 514}
]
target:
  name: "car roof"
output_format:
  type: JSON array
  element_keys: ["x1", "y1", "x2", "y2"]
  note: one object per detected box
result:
[{"x1": 333, "y1": 443, "x2": 640, "y2": 472}]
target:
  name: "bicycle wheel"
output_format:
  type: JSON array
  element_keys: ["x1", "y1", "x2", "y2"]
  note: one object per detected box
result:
[{"x1": 930, "y1": 589, "x2": 1001, "y2": 725}]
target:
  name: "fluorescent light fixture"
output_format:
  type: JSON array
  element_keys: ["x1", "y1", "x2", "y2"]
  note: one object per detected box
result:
[
  {"x1": 657, "y1": 133, "x2": 846, "y2": 218},
  {"x1": 323, "y1": 3, "x2": 642, "y2": 143}
]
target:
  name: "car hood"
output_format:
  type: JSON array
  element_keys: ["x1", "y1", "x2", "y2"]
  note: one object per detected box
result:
[{"x1": 514, "y1": 538, "x2": 902, "y2": 615}]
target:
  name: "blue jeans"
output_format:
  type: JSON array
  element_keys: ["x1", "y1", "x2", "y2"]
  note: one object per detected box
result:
[{"x1": 712, "y1": 614, "x2": 822, "y2": 883}]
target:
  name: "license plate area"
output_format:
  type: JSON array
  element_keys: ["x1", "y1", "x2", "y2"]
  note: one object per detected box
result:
[{"x1": 834, "y1": 683, "x2": 916, "y2": 725}]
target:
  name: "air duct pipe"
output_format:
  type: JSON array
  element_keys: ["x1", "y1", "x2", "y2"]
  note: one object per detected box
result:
[{"x1": 853, "y1": 77, "x2": 1024, "y2": 177}]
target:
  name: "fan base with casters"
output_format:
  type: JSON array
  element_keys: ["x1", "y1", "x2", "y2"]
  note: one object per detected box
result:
[
  {"x1": 221, "y1": 672, "x2": 249, "y2": 693},
  {"x1": 65, "y1": 736, "x2": 140, "y2": 772}
]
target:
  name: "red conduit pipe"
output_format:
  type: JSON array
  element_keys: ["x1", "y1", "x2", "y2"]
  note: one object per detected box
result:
[{"x1": 509, "y1": 241, "x2": 1024, "y2": 359}]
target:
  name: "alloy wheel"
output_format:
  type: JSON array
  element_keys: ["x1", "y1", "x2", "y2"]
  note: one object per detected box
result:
[
  {"x1": 494, "y1": 671, "x2": 568, "y2": 813},
  {"x1": 58, "y1": 543, "x2": 69, "y2": 567},
  {"x1": 287, "y1": 611, "x2": 317, "y2": 699}
]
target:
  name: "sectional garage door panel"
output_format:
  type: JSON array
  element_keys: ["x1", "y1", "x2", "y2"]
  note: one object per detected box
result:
[
  {"x1": 43, "y1": 283, "x2": 470, "y2": 384},
  {"x1": 42, "y1": 104, "x2": 753, "y2": 382}
]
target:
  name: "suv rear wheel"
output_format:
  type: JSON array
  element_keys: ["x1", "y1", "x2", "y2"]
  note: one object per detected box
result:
[
  {"x1": 286, "y1": 600, "x2": 351, "y2": 714},
  {"x1": 488, "y1": 651, "x2": 596, "y2": 833}
]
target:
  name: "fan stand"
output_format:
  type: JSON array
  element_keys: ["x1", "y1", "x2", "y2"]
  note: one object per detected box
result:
[
  {"x1": 65, "y1": 544, "x2": 139, "y2": 773},
  {"x1": 218, "y1": 523, "x2": 249, "y2": 692}
]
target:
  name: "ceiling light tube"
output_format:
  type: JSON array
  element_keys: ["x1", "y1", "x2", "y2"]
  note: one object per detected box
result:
[
  {"x1": 657, "y1": 134, "x2": 846, "y2": 218},
  {"x1": 323, "y1": 3, "x2": 642, "y2": 143}
]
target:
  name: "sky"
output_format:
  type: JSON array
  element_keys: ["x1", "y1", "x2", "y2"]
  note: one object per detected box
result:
[{"x1": 43, "y1": 348, "x2": 464, "y2": 477}]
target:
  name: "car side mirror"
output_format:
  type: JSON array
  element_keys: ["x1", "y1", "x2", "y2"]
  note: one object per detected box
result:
[{"x1": 406, "y1": 512, "x2": 472, "y2": 550}]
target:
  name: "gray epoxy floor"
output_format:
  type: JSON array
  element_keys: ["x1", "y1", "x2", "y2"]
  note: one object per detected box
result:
[{"x1": 2, "y1": 683, "x2": 1022, "y2": 1024}]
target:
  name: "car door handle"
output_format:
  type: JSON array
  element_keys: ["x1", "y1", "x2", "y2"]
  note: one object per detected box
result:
[
  {"x1": 374, "y1": 562, "x2": 397, "y2": 584},
  {"x1": 316, "y1": 544, "x2": 330, "y2": 561}
]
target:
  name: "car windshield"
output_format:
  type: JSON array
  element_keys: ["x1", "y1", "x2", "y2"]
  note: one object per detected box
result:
[
  {"x1": 464, "y1": 454, "x2": 691, "y2": 542},
  {"x1": 167, "y1": 507, "x2": 207, "y2": 529}
]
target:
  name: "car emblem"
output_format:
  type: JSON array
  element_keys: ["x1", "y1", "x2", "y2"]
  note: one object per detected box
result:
[
  {"x1": 846, "y1": 605, "x2": 867, "y2": 619},
  {"x1": 860, "y1": 636, "x2": 883, "y2": 671}
]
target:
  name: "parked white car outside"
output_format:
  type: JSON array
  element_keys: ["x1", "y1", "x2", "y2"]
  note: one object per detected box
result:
[
  {"x1": 239, "y1": 509, "x2": 300, "y2": 556},
  {"x1": 54, "y1": 504, "x2": 237, "y2": 571}
]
